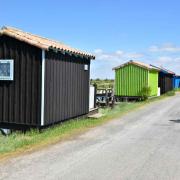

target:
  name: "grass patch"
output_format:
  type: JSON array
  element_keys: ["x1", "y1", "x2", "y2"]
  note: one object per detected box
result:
[
  {"x1": 166, "y1": 90, "x2": 175, "y2": 96},
  {"x1": 90, "y1": 79, "x2": 114, "y2": 89},
  {"x1": 0, "y1": 92, "x2": 174, "y2": 159},
  {"x1": 175, "y1": 88, "x2": 180, "y2": 92}
]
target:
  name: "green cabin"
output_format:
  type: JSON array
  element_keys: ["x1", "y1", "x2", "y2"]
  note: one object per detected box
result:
[{"x1": 113, "y1": 60, "x2": 159, "y2": 97}]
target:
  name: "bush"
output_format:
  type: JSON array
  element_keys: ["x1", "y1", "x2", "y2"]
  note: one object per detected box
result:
[
  {"x1": 139, "y1": 86, "x2": 151, "y2": 101},
  {"x1": 166, "y1": 90, "x2": 175, "y2": 96},
  {"x1": 174, "y1": 88, "x2": 180, "y2": 92}
]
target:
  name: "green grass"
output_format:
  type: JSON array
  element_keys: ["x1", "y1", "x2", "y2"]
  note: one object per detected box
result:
[
  {"x1": 0, "y1": 92, "x2": 174, "y2": 159},
  {"x1": 91, "y1": 79, "x2": 114, "y2": 89},
  {"x1": 174, "y1": 88, "x2": 180, "y2": 92},
  {"x1": 166, "y1": 90, "x2": 175, "y2": 96},
  {"x1": 0, "y1": 103, "x2": 140, "y2": 157}
]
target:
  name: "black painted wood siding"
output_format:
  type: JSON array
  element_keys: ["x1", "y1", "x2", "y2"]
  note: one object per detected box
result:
[
  {"x1": 0, "y1": 35, "x2": 42, "y2": 126},
  {"x1": 44, "y1": 51, "x2": 90, "y2": 125},
  {"x1": 159, "y1": 73, "x2": 173, "y2": 94}
]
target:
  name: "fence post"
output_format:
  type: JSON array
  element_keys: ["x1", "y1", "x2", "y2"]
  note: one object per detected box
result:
[{"x1": 93, "y1": 83, "x2": 97, "y2": 108}]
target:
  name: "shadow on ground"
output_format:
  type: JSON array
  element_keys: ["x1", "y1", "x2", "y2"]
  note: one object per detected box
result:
[{"x1": 169, "y1": 119, "x2": 180, "y2": 123}]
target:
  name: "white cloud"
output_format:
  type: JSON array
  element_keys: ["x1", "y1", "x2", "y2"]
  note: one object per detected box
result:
[
  {"x1": 91, "y1": 44, "x2": 180, "y2": 79},
  {"x1": 116, "y1": 50, "x2": 124, "y2": 56},
  {"x1": 153, "y1": 56, "x2": 180, "y2": 65},
  {"x1": 93, "y1": 49, "x2": 123, "y2": 62},
  {"x1": 93, "y1": 49, "x2": 144, "y2": 62},
  {"x1": 91, "y1": 49, "x2": 145, "y2": 79},
  {"x1": 149, "y1": 43, "x2": 180, "y2": 52},
  {"x1": 126, "y1": 52, "x2": 144, "y2": 59},
  {"x1": 150, "y1": 56, "x2": 180, "y2": 74},
  {"x1": 94, "y1": 49, "x2": 103, "y2": 54},
  {"x1": 156, "y1": 56, "x2": 173, "y2": 64}
]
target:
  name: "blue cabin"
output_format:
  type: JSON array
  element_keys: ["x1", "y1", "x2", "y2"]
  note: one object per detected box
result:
[{"x1": 173, "y1": 76, "x2": 180, "y2": 89}]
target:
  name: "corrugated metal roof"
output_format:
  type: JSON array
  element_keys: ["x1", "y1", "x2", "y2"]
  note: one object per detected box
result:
[
  {"x1": 160, "y1": 67, "x2": 175, "y2": 75},
  {"x1": 150, "y1": 64, "x2": 175, "y2": 75},
  {"x1": 112, "y1": 60, "x2": 159, "y2": 71},
  {"x1": 0, "y1": 26, "x2": 95, "y2": 59}
]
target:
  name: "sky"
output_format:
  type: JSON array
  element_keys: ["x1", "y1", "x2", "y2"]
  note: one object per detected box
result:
[{"x1": 0, "y1": 0, "x2": 180, "y2": 79}]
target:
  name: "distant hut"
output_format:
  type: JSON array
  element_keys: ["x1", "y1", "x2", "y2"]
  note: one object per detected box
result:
[
  {"x1": 173, "y1": 75, "x2": 180, "y2": 89},
  {"x1": 0, "y1": 26, "x2": 95, "y2": 129},
  {"x1": 151, "y1": 65, "x2": 175, "y2": 94},
  {"x1": 113, "y1": 60, "x2": 159, "y2": 99}
]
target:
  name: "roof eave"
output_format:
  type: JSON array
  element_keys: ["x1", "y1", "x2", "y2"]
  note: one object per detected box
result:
[
  {"x1": 113, "y1": 61, "x2": 152, "y2": 71},
  {"x1": 0, "y1": 30, "x2": 49, "y2": 50},
  {"x1": 0, "y1": 26, "x2": 95, "y2": 60},
  {"x1": 48, "y1": 46, "x2": 95, "y2": 60}
]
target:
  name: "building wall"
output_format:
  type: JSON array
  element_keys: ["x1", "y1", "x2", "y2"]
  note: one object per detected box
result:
[
  {"x1": 0, "y1": 35, "x2": 42, "y2": 127},
  {"x1": 115, "y1": 64, "x2": 148, "y2": 96},
  {"x1": 159, "y1": 72, "x2": 173, "y2": 94},
  {"x1": 44, "y1": 50, "x2": 90, "y2": 125},
  {"x1": 149, "y1": 70, "x2": 158, "y2": 96},
  {"x1": 173, "y1": 77, "x2": 180, "y2": 89}
]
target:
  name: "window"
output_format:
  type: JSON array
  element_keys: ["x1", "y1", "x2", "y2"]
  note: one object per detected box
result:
[{"x1": 0, "y1": 60, "x2": 14, "y2": 80}]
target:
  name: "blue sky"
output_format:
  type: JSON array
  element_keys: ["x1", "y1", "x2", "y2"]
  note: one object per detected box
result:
[{"x1": 1, "y1": 0, "x2": 180, "y2": 79}]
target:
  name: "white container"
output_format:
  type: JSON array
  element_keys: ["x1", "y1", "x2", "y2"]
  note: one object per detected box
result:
[
  {"x1": 89, "y1": 86, "x2": 95, "y2": 110},
  {"x1": 157, "y1": 87, "x2": 161, "y2": 96}
]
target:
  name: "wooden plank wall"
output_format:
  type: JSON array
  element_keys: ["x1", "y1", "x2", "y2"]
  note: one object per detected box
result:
[
  {"x1": 159, "y1": 73, "x2": 173, "y2": 94},
  {"x1": 44, "y1": 51, "x2": 90, "y2": 125},
  {"x1": 0, "y1": 35, "x2": 42, "y2": 126}
]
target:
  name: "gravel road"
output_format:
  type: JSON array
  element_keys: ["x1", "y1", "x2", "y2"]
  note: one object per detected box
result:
[{"x1": 1, "y1": 94, "x2": 180, "y2": 180}]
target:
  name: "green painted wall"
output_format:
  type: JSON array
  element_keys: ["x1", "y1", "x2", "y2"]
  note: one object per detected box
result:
[
  {"x1": 115, "y1": 64, "x2": 148, "y2": 96},
  {"x1": 149, "y1": 70, "x2": 158, "y2": 96},
  {"x1": 115, "y1": 64, "x2": 158, "y2": 97}
]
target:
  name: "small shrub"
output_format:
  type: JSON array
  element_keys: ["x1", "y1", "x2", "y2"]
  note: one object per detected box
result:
[
  {"x1": 139, "y1": 86, "x2": 151, "y2": 101},
  {"x1": 174, "y1": 88, "x2": 180, "y2": 92},
  {"x1": 166, "y1": 90, "x2": 175, "y2": 96}
]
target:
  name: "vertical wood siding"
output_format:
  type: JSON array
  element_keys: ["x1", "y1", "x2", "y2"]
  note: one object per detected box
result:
[
  {"x1": 0, "y1": 35, "x2": 42, "y2": 126},
  {"x1": 173, "y1": 77, "x2": 180, "y2": 89},
  {"x1": 44, "y1": 51, "x2": 90, "y2": 125},
  {"x1": 115, "y1": 64, "x2": 148, "y2": 96},
  {"x1": 149, "y1": 70, "x2": 158, "y2": 96},
  {"x1": 159, "y1": 72, "x2": 173, "y2": 94}
]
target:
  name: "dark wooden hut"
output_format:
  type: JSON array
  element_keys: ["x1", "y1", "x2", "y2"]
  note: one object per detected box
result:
[{"x1": 0, "y1": 26, "x2": 95, "y2": 129}]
